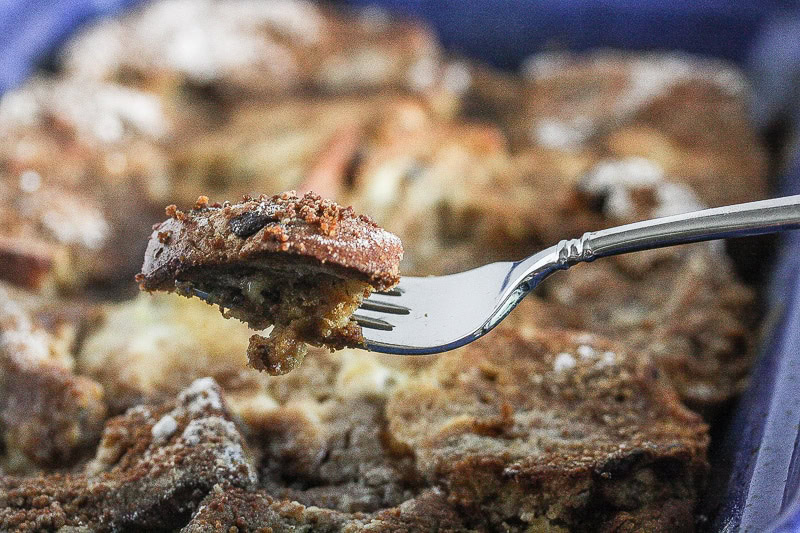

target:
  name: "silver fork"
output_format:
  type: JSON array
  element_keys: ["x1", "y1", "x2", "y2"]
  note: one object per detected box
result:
[{"x1": 354, "y1": 194, "x2": 800, "y2": 355}]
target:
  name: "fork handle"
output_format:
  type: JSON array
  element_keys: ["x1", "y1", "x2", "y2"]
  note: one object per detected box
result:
[{"x1": 555, "y1": 195, "x2": 800, "y2": 266}]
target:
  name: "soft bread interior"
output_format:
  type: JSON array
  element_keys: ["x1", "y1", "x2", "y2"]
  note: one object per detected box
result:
[{"x1": 174, "y1": 259, "x2": 372, "y2": 375}]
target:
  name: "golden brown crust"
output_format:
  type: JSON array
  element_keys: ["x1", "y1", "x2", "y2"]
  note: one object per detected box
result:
[
  {"x1": 0, "y1": 287, "x2": 107, "y2": 473},
  {"x1": 384, "y1": 327, "x2": 709, "y2": 531},
  {"x1": 138, "y1": 191, "x2": 403, "y2": 292},
  {"x1": 0, "y1": 378, "x2": 255, "y2": 532},
  {"x1": 1, "y1": 330, "x2": 709, "y2": 532}
]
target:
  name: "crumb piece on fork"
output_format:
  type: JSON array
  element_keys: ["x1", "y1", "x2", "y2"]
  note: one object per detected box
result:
[{"x1": 137, "y1": 191, "x2": 403, "y2": 375}]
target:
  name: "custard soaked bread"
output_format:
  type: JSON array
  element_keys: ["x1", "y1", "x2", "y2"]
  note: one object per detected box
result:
[
  {"x1": 0, "y1": 1, "x2": 772, "y2": 530},
  {"x1": 0, "y1": 77, "x2": 171, "y2": 292},
  {"x1": 2, "y1": 329, "x2": 708, "y2": 532},
  {"x1": 0, "y1": 285, "x2": 106, "y2": 474},
  {"x1": 138, "y1": 191, "x2": 402, "y2": 375},
  {"x1": 383, "y1": 328, "x2": 708, "y2": 531}
]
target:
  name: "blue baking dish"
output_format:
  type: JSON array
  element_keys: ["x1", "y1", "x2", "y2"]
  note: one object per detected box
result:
[
  {"x1": 714, "y1": 151, "x2": 800, "y2": 533},
  {"x1": 2, "y1": 0, "x2": 799, "y2": 530}
]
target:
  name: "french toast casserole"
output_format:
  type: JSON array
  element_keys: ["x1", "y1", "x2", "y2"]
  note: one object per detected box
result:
[{"x1": 0, "y1": 0, "x2": 767, "y2": 531}]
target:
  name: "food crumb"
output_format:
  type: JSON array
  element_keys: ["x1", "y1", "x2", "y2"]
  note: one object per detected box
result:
[
  {"x1": 553, "y1": 352, "x2": 577, "y2": 372},
  {"x1": 151, "y1": 414, "x2": 178, "y2": 442},
  {"x1": 195, "y1": 195, "x2": 210, "y2": 209}
]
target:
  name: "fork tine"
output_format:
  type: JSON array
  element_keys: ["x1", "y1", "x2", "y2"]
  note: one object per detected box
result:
[
  {"x1": 359, "y1": 299, "x2": 411, "y2": 314},
  {"x1": 185, "y1": 284, "x2": 403, "y2": 330},
  {"x1": 376, "y1": 287, "x2": 404, "y2": 296},
  {"x1": 353, "y1": 314, "x2": 394, "y2": 330},
  {"x1": 186, "y1": 286, "x2": 211, "y2": 301}
]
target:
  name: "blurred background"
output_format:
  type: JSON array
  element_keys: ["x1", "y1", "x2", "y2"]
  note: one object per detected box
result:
[
  {"x1": 3, "y1": 1, "x2": 800, "y2": 155},
  {"x1": 2, "y1": 1, "x2": 800, "y2": 531},
  {"x1": 3, "y1": 1, "x2": 800, "y2": 150}
]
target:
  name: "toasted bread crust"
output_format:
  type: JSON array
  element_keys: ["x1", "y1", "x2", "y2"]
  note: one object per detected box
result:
[{"x1": 138, "y1": 191, "x2": 403, "y2": 292}]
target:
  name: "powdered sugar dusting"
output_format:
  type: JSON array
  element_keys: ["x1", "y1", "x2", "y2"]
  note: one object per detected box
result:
[
  {"x1": 1, "y1": 329, "x2": 53, "y2": 369},
  {"x1": 442, "y1": 61, "x2": 472, "y2": 94},
  {"x1": 64, "y1": 0, "x2": 322, "y2": 84},
  {"x1": 182, "y1": 416, "x2": 234, "y2": 445},
  {"x1": 0, "y1": 78, "x2": 168, "y2": 144},
  {"x1": 18, "y1": 170, "x2": 41, "y2": 193},
  {"x1": 180, "y1": 414, "x2": 255, "y2": 482},
  {"x1": 177, "y1": 376, "x2": 225, "y2": 414},
  {"x1": 580, "y1": 157, "x2": 705, "y2": 220},
  {"x1": 0, "y1": 289, "x2": 32, "y2": 332},
  {"x1": 596, "y1": 351, "x2": 618, "y2": 369},
  {"x1": 154, "y1": 378, "x2": 256, "y2": 483},
  {"x1": 520, "y1": 50, "x2": 571, "y2": 79},
  {"x1": 151, "y1": 414, "x2": 178, "y2": 442},
  {"x1": 581, "y1": 157, "x2": 663, "y2": 219},
  {"x1": 0, "y1": 290, "x2": 64, "y2": 370},
  {"x1": 407, "y1": 56, "x2": 439, "y2": 91},
  {"x1": 576, "y1": 345, "x2": 595, "y2": 360},
  {"x1": 615, "y1": 54, "x2": 746, "y2": 116},
  {"x1": 553, "y1": 352, "x2": 576, "y2": 372},
  {"x1": 40, "y1": 200, "x2": 111, "y2": 250},
  {"x1": 653, "y1": 181, "x2": 705, "y2": 218},
  {"x1": 521, "y1": 51, "x2": 748, "y2": 120},
  {"x1": 0, "y1": 88, "x2": 38, "y2": 127},
  {"x1": 531, "y1": 116, "x2": 594, "y2": 148}
]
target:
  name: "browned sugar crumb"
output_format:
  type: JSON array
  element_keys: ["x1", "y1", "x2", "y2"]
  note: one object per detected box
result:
[
  {"x1": 247, "y1": 331, "x2": 307, "y2": 375},
  {"x1": 194, "y1": 195, "x2": 209, "y2": 209},
  {"x1": 165, "y1": 203, "x2": 188, "y2": 221}
]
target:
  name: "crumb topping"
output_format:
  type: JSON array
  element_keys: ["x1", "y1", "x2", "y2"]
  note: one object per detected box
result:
[
  {"x1": 140, "y1": 190, "x2": 403, "y2": 292},
  {"x1": 217, "y1": 190, "x2": 364, "y2": 238},
  {"x1": 138, "y1": 191, "x2": 400, "y2": 376}
]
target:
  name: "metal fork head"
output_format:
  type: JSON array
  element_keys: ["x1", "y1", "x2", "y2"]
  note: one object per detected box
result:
[
  {"x1": 355, "y1": 246, "x2": 562, "y2": 355},
  {"x1": 177, "y1": 246, "x2": 562, "y2": 356}
]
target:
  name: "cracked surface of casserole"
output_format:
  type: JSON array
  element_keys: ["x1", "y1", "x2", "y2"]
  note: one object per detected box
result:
[{"x1": 2, "y1": 327, "x2": 708, "y2": 532}]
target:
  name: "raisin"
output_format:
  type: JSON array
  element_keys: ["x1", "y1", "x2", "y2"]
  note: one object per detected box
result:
[{"x1": 229, "y1": 212, "x2": 278, "y2": 238}]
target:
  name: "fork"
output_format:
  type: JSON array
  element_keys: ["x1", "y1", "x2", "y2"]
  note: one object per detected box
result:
[{"x1": 354, "y1": 194, "x2": 800, "y2": 355}]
